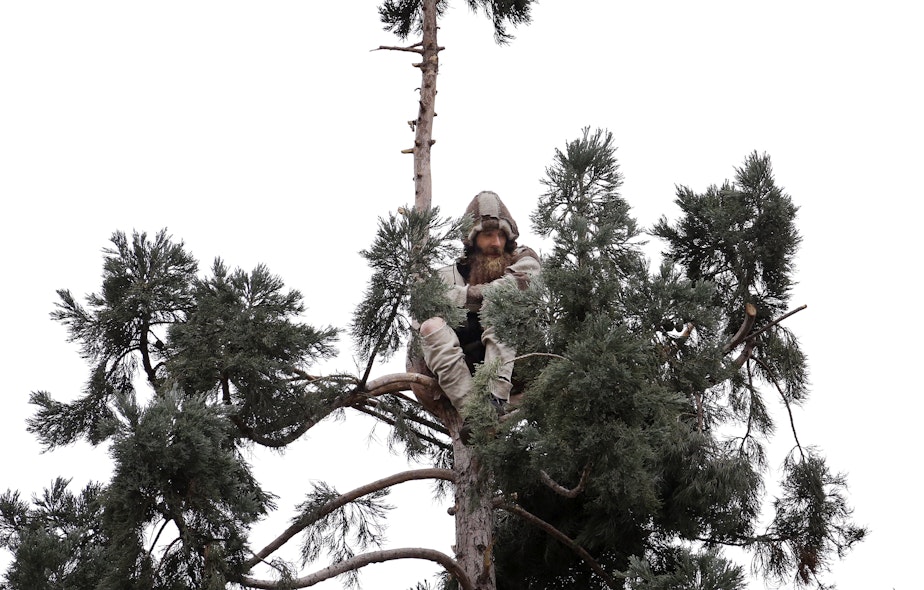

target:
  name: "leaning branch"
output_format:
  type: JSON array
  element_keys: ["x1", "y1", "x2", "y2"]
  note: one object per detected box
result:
[
  {"x1": 498, "y1": 503, "x2": 620, "y2": 590},
  {"x1": 747, "y1": 304, "x2": 808, "y2": 342},
  {"x1": 241, "y1": 548, "x2": 472, "y2": 590},
  {"x1": 245, "y1": 468, "x2": 456, "y2": 569}
]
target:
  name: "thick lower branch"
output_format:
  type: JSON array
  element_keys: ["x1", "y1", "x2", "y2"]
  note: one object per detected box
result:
[
  {"x1": 241, "y1": 548, "x2": 472, "y2": 590},
  {"x1": 364, "y1": 372, "x2": 438, "y2": 396},
  {"x1": 245, "y1": 468, "x2": 456, "y2": 569}
]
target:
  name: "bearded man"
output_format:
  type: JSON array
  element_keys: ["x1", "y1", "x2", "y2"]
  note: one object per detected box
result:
[{"x1": 419, "y1": 191, "x2": 541, "y2": 413}]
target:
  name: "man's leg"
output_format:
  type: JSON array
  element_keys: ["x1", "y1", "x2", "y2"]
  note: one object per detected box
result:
[
  {"x1": 481, "y1": 326, "x2": 515, "y2": 402},
  {"x1": 419, "y1": 317, "x2": 472, "y2": 410}
]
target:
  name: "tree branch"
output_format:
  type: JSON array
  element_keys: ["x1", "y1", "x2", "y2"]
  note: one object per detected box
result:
[
  {"x1": 230, "y1": 413, "x2": 326, "y2": 449},
  {"x1": 241, "y1": 548, "x2": 472, "y2": 590},
  {"x1": 747, "y1": 304, "x2": 808, "y2": 343},
  {"x1": 363, "y1": 372, "x2": 438, "y2": 396},
  {"x1": 753, "y1": 356, "x2": 805, "y2": 461},
  {"x1": 245, "y1": 468, "x2": 456, "y2": 569},
  {"x1": 360, "y1": 397, "x2": 448, "y2": 435},
  {"x1": 360, "y1": 296, "x2": 404, "y2": 387},
  {"x1": 539, "y1": 466, "x2": 591, "y2": 498},
  {"x1": 722, "y1": 303, "x2": 757, "y2": 354},
  {"x1": 352, "y1": 403, "x2": 450, "y2": 448},
  {"x1": 372, "y1": 42, "x2": 425, "y2": 54},
  {"x1": 498, "y1": 503, "x2": 620, "y2": 590}
]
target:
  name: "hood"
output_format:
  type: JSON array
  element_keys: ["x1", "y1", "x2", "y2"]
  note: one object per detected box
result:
[{"x1": 463, "y1": 191, "x2": 519, "y2": 251}]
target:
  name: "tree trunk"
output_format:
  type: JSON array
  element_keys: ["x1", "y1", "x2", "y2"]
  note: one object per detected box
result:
[
  {"x1": 413, "y1": 0, "x2": 439, "y2": 212},
  {"x1": 453, "y1": 439, "x2": 497, "y2": 589},
  {"x1": 412, "y1": 3, "x2": 496, "y2": 587}
]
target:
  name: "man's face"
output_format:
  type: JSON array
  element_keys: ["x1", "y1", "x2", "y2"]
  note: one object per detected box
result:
[{"x1": 475, "y1": 229, "x2": 507, "y2": 257}]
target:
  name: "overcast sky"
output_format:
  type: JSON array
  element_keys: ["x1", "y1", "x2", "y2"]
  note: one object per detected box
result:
[{"x1": 1, "y1": 1, "x2": 921, "y2": 588}]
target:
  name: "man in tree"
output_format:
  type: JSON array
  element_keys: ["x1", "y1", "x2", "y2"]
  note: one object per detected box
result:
[{"x1": 418, "y1": 191, "x2": 540, "y2": 414}]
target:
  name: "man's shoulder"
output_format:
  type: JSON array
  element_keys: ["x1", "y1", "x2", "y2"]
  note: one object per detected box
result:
[{"x1": 511, "y1": 245, "x2": 539, "y2": 263}]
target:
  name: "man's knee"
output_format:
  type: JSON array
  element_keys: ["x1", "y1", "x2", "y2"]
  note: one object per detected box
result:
[{"x1": 420, "y1": 317, "x2": 447, "y2": 338}]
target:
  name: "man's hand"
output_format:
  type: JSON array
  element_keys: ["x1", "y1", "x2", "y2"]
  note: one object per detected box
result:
[{"x1": 466, "y1": 284, "x2": 484, "y2": 306}]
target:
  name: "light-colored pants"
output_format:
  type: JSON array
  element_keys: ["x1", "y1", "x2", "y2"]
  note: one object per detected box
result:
[{"x1": 420, "y1": 320, "x2": 515, "y2": 410}]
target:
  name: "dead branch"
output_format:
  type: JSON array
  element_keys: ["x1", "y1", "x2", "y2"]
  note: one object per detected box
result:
[
  {"x1": 498, "y1": 503, "x2": 620, "y2": 589},
  {"x1": 241, "y1": 548, "x2": 472, "y2": 590},
  {"x1": 747, "y1": 304, "x2": 808, "y2": 342},
  {"x1": 245, "y1": 468, "x2": 456, "y2": 569},
  {"x1": 539, "y1": 466, "x2": 591, "y2": 498},
  {"x1": 373, "y1": 43, "x2": 425, "y2": 54},
  {"x1": 722, "y1": 303, "x2": 758, "y2": 353}
]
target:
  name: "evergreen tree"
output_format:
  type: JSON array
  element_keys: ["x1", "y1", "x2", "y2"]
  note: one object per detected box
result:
[
  {"x1": 2, "y1": 136, "x2": 865, "y2": 590},
  {"x1": 3, "y1": 3, "x2": 865, "y2": 590}
]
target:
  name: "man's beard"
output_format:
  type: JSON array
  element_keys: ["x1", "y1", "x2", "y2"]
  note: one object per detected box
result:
[{"x1": 468, "y1": 250, "x2": 513, "y2": 286}]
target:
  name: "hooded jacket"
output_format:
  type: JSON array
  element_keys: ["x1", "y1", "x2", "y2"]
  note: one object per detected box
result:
[{"x1": 439, "y1": 191, "x2": 540, "y2": 312}]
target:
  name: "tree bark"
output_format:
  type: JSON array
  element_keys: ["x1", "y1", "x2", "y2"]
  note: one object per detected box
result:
[
  {"x1": 452, "y1": 439, "x2": 497, "y2": 589},
  {"x1": 413, "y1": 0, "x2": 440, "y2": 212}
]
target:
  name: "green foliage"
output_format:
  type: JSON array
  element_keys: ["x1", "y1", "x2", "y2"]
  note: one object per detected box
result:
[
  {"x1": 6, "y1": 126, "x2": 864, "y2": 590},
  {"x1": 99, "y1": 391, "x2": 274, "y2": 589},
  {"x1": 167, "y1": 259, "x2": 339, "y2": 442},
  {"x1": 10, "y1": 229, "x2": 350, "y2": 589},
  {"x1": 756, "y1": 451, "x2": 867, "y2": 587},
  {"x1": 296, "y1": 483, "x2": 391, "y2": 588},
  {"x1": 379, "y1": 0, "x2": 532, "y2": 44},
  {"x1": 0, "y1": 479, "x2": 107, "y2": 590},
  {"x1": 623, "y1": 547, "x2": 747, "y2": 590},
  {"x1": 653, "y1": 152, "x2": 800, "y2": 332},
  {"x1": 28, "y1": 230, "x2": 197, "y2": 450},
  {"x1": 480, "y1": 130, "x2": 863, "y2": 589},
  {"x1": 352, "y1": 206, "x2": 462, "y2": 367}
]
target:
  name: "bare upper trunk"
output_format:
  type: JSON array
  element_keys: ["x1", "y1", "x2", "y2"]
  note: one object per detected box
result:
[{"x1": 413, "y1": 0, "x2": 439, "y2": 212}]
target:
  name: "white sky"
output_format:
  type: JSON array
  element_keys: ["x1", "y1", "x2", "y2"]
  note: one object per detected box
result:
[{"x1": 1, "y1": 1, "x2": 921, "y2": 588}]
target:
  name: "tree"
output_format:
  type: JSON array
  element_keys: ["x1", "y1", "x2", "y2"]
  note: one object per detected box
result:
[{"x1": 2, "y1": 4, "x2": 864, "y2": 590}]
